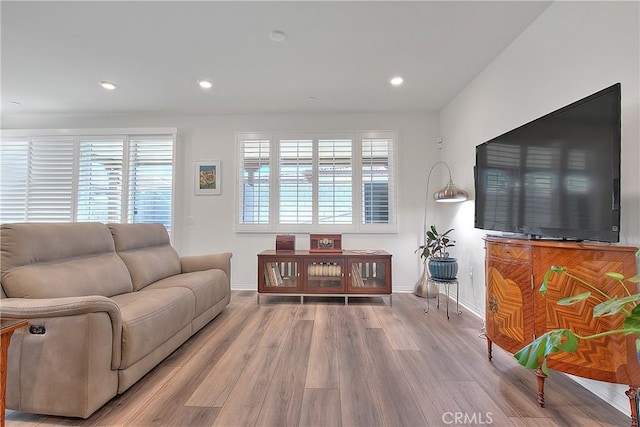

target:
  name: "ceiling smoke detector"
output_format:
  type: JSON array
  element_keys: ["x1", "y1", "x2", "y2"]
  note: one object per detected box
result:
[{"x1": 269, "y1": 30, "x2": 286, "y2": 42}]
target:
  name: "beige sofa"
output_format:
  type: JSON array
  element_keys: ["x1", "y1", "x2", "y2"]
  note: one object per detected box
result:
[{"x1": 0, "y1": 222, "x2": 232, "y2": 418}]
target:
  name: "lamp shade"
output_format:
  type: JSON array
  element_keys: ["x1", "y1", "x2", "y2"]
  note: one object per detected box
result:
[{"x1": 433, "y1": 181, "x2": 468, "y2": 202}]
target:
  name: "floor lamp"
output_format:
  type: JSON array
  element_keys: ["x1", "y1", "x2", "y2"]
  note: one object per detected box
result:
[{"x1": 414, "y1": 161, "x2": 469, "y2": 297}]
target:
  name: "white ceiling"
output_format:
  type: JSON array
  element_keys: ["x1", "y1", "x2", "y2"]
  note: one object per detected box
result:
[{"x1": 1, "y1": 1, "x2": 551, "y2": 117}]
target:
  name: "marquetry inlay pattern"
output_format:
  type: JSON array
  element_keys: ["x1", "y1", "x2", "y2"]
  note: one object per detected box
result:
[
  {"x1": 484, "y1": 236, "x2": 640, "y2": 415},
  {"x1": 487, "y1": 267, "x2": 524, "y2": 343},
  {"x1": 544, "y1": 260, "x2": 631, "y2": 375}
]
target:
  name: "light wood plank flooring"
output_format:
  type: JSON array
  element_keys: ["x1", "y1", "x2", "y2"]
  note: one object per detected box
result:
[{"x1": 6, "y1": 291, "x2": 631, "y2": 426}]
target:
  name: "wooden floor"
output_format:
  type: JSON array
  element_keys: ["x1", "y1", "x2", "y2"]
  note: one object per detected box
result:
[{"x1": 6, "y1": 291, "x2": 631, "y2": 427}]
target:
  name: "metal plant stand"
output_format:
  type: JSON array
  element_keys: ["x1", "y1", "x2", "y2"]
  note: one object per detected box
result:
[{"x1": 425, "y1": 277, "x2": 460, "y2": 319}]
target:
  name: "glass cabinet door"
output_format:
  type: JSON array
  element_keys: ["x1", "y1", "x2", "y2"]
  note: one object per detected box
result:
[
  {"x1": 263, "y1": 259, "x2": 299, "y2": 290},
  {"x1": 304, "y1": 259, "x2": 345, "y2": 292},
  {"x1": 348, "y1": 258, "x2": 388, "y2": 292}
]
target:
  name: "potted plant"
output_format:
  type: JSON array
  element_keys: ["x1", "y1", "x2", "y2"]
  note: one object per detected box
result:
[{"x1": 416, "y1": 225, "x2": 459, "y2": 280}]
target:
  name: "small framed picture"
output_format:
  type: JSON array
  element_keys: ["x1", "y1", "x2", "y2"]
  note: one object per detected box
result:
[
  {"x1": 309, "y1": 234, "x2": 342, "y2": 253},
  {"x1": 195, "y1": 160, "x2": 221, "y2": 195}
]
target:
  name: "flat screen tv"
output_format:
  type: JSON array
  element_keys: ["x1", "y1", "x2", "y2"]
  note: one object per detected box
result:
[{"x1": 474, "y1": 83, "x2": 621, "y2": 243}]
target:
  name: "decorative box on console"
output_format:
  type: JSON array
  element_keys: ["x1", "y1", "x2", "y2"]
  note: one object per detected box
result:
[
  {"x1": 275, "y1": 235, "x2": 295, "y2": 252},
  {"x1": 309, "y1": 234, "x2": 342, "y2": 253}
]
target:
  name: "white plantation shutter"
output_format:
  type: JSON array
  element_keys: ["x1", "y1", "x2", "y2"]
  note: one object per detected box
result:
[
  {"x1": 236, "y1": 131, "x2": 397, "y2": 232},
  {"x1": 237, "y1": 137, "x2": 271, "y2": 226},
  {"x1": 0, "y1": 129, "x2": 175, "y2": 235},
  {"x1": 318, "y1": 139, "x2": 352, "y2": 224},
  {"x1": 361, "y1": 136, "x2": 395, "y2": 226},
  {"x1": 279, "y1": 139, "x2": 313, "y2": 224},
  {"x1": 77, "y1": 137, "x2": 124, "y2": 223},
  {"x1": 29, "y1": 137, "x2": 75, "y2": 221},
  {"x1": 127, "y1": 136, "x2": 174, "y2": 233},
  {"x1": 0, "y1": 137, "x2": 28, "y2": 222}
]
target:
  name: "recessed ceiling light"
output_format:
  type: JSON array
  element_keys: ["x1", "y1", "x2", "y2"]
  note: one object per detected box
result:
[
  {"x1": 269, "y1": 30, "x2": 286, "y2": 42},
  {"x1": 390, "y1": 77, "x2": 404, "y2": 86},
  {"x1": 99, "y1": 81, "x2": 117, "y2": 90},
  {"x1": 198, "y1": 79, "x2": 213, "y2": 89}
]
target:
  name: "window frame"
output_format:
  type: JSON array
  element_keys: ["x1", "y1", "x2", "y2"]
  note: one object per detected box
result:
[
  {"x1": 235, "y1": 130, "x2": 398, "y2": 233},
  {"x1": 0, "y1": 128, "x2": 177, "y2": 236}
]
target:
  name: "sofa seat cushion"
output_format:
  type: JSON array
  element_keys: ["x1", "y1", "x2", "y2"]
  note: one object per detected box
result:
[
  {"x1": 111, "y1": 287, "x2": 195, "y2": 369},
  {"x1": 144, "y1": 270, "x2": 229, "y2": 318}
]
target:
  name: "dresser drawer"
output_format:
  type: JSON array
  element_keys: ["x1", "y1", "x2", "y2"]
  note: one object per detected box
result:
[{"x1": 487, "y1": 243, "x2": 530, "y2": 261}]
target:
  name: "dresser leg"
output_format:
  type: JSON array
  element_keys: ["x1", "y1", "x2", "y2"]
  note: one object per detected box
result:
[
  {"x1": 486, "y1": 338, "x2": 493, "y2": 361},
  {"x1": 626, "y1": 386, "x2": 639, "y2": 427},
  {"x1": 535, "y1": 368, "x2": 547, "y2": 407}
]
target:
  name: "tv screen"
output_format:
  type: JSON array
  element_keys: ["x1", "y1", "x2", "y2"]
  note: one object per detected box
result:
[{"x1": 474, "y1": 83, "x2": 621, "y2": 243}]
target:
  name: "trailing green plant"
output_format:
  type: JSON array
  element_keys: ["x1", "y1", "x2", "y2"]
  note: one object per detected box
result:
[
  {"x1": 514, "y1": 250, "x2": 640, "y2": 376},
  {"x1": 415, "y1": 225, "x2": 455, "y2": 260}
]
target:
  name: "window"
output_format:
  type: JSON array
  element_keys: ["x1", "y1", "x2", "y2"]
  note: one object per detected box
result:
[
  {"x1": 236, "y1": 131, "x2": 397, "y2": 233},
  {"x1": 0, "y1": 129, "x2": 175, "y2": 234}
]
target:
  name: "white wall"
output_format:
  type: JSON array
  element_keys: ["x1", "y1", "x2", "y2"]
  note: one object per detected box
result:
[
  {"x1": 439, "y1": 1, "x2": 639, "y2": 414},
  {"x1": 2, "y1": 112, "x2": 441, "y2": 292}
]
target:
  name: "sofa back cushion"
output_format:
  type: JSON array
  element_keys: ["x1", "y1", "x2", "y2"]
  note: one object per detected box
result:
[
  {"x1": 108, "y1": 223, "x2": 181, "y2": 291},
  {"x1": 0, "y1": 222, "x2": 133, "y2": 298}
]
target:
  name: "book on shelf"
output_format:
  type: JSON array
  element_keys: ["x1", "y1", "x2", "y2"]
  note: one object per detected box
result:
[
  {"x1": 265, "y1": 263, "x2": 282, "y2": 287},
  {"x1": 273, "y1": 263, "x2": 283, "y2": 286},
  {"x1": 264, "y1": 265, "x2": 273, "y2": 287},
  {"x1": 352, "y1": 263, "x2": 365, "y2": 287}
]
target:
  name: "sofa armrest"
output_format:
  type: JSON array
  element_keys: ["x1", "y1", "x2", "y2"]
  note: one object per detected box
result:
[
  {"x1": 0, "y1": 296, "x2": 123, "y2": 370},
  {"x1": 180, "y1": 252, "x2": 232, "y2": 280}
]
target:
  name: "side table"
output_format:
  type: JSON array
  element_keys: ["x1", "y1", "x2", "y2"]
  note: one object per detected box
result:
[
  {"x1": 1, "y1": 319, "x2": 28, "y2": 427},
  {"x1": 425, "y1": 277, "x2": 461, "y2": 320}
]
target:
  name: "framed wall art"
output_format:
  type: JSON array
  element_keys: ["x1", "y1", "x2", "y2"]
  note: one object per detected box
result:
[{"x1": 195, "y1": 160, "x2": 221, "y2": 195}]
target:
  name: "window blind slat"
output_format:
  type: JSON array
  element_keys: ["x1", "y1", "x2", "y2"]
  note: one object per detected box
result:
[
  {"x1": 1, "y1": 138, "x2": 29, "y2": 221},
  {"x1": 127, "y1": 136, "x2": 174, "y2": 234},
  {"x1": 28, "y1": 138, "x2": 75, "y2": 222},
  {"x1": 362, "y1": 138, "x2": 393, "y2": 224},
  {"x1": 318, "y1": 139, "x2": 352, "y2": 224},
  {"x1": 279, "y1": 139, "x2": 313, "y2": 225},
  {"x1": 238, "y1": 139, "x2": 271, "y2": 225},
  {"x1": 77, "y1": 137, "x2": 124, "y2": 223}
]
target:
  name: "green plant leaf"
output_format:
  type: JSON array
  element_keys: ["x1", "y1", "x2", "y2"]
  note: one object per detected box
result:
[
  {"x1": 514, "y1": 329, "x2": 577, "y2": 376},
  {"x1": 593, "y1": 294, "x2": 640, "y2": 317},
  {"x1": 627, "y1": 274, "x2": 640, "y2": 284},
  {"x1": 551, "y1": 329, "x2": 579, "y2": 352},
  {"x1": 540, "y1": 271, "x2": 551, "y2": 297},
  {"x1": 624, "y1": 305, "x2": 640, "y2": 334},
  {"x1": 557, "y1": 292, "x2": 591, "y2": 306},
  {"x1": 605, "y1": 272, "x2": 624, "y2": 280},
  {"x1": 441, "y1": 228, "x2": 454, "y2": 237},
  {"x1": 540, "y1": 266, "x2": 566, "y2": 297}
]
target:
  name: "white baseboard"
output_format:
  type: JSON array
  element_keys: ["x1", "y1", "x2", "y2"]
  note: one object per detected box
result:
[{"x1": 231, "y1": 283, "x2": 257, "y2": 291}]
